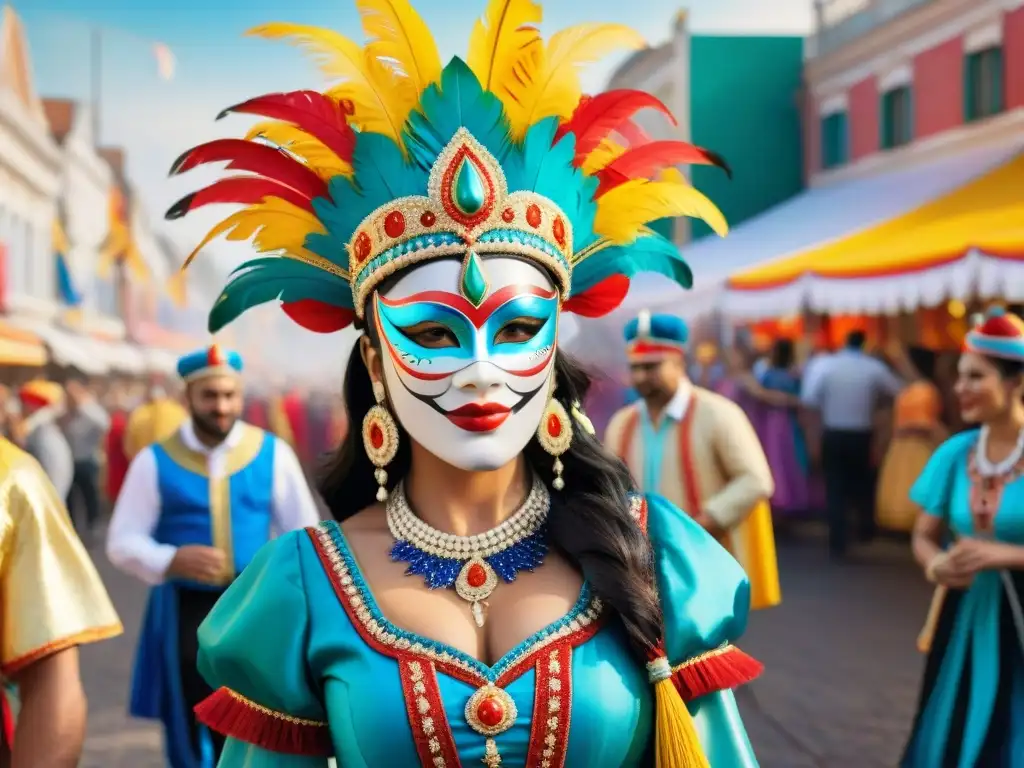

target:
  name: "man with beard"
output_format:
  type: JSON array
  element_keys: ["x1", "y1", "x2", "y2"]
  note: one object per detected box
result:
[
  {"x1": 604, "y1": 311, "x2": 782, "y2": 611},
  {"x1": 105, "y1": 344, "x2": 319, "y2": 768}
]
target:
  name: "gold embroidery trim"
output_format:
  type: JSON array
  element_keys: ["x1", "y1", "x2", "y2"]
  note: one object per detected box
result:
[
  {"x1": 671, "y1": 643, "x2": 735, "y2": 672},
  {"x1": 315, "y1": 522, "x2": 603, "y2": 683},
  {"x1": 225, "y1": 688, "x2": 327, "y2": 727},
  {"x1": 2, "y1": 622, "x2": 124, "y2": 678}
]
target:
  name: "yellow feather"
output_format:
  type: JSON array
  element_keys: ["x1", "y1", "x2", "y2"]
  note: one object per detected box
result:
[
  {"x1": 658, "y1": 167, "x2": 688, "y2": 184},
  {"x1": 244, "y1": 120, "x2": 305, "y2": 144},
  {"x1": 504, "y1": 23, "x2": 645, "y2": 139},
  {"x1": 183, "y1": 197, "x2": 328, "y2": 269},
  {"x1": 246, "y1": 23, "x2": 410, "y2": 147},
  {"x1": 581, "y1": 137, "x2": 628, "y2": 175},
  {"x1": 355, "y1": 0, "x2": 442, "y2": 96},
  {"x1": 466, "y1": 0, "x2": 543, "y2": 94},
  {"x1": 245, "y1": 122, "x2": 354, "y2": 179},
  {"x1": 594, "y1": 179, "x2": 728, "y2": 243}
]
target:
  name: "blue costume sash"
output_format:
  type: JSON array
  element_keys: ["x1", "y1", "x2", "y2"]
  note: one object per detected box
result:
[{"x1": 129, "y1": 424, "x2": 275, "y2": 768}]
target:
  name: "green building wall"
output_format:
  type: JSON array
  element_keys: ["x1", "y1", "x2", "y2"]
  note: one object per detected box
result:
[{"x1": 687, "y1": 35, "x2": 805, "y2": 241}]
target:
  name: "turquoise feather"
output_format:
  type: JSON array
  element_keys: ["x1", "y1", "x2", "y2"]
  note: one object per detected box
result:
[
  {"x1": 305, "y1": 132, "x2": 426, "y2": 264},
  {"x1": 506, "y1": 119, "x2": 598, "y2": 253},
  {"x1": 210, "y1": 257, "x2": 350, "y2": 332},
  {"x1": 570, "y1": 233, "x2": 693, "y2": 296},
  {"x1": 405, "y1": 58, "x2": 511, "y2": 170},
  {"x1": 351, "y1": 132, "x2": 426, "y2": 205}
]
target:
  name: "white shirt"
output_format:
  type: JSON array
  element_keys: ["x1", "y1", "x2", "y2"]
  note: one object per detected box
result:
[
  {"x1": 800, "y1": 352, "x2": 832, "y2": 400},
  {"x1": 106, "y1": 420, "x2": 320, "y2": 585},
  {"x1": 801, "y1": 349, "x2": 903, "y2": 431},
  {"x1": 639, "y1": 380, "x2": 692, "y2": 426}
]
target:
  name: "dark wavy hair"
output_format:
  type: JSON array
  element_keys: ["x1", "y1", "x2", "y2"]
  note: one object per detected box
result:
[{"x1": 319, "y1": 297, "x2": 663, "y2": 660}]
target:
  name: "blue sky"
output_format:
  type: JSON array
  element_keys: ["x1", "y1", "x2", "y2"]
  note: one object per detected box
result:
[{"x1": 18, "y1": 0, "x2": 812, "y2": 375}]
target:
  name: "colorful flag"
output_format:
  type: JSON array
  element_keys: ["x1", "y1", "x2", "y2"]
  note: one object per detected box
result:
[{"x1": 153, "y1": 42, "x2": 175, "y2": 81}]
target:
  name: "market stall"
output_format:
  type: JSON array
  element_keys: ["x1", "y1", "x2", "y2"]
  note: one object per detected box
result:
[{"x1": 724, "y1": 149, "x2": 1024, "y2": 319}]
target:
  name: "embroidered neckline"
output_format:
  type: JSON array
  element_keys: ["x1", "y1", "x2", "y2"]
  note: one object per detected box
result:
[{"x1": 310, "y1": 520, "x2": 603, "y2": 685}]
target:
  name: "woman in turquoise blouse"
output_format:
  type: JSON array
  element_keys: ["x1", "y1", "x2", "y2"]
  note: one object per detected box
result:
[
  {"x1": 904, "y1": 308, "x2": 1024, "y2": 767},
  {"x1": 171, "y1": 2, "x2": 763, "y2": 765}
]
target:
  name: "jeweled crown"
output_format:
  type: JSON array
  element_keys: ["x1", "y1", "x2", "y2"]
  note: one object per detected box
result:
[{"x1": 349, "y1": 129, "x2": 571, "y2": 314}]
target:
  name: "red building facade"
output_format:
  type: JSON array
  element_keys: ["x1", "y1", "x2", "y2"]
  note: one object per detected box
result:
[{"x1": 806, "y1": 0, "x2": 1024, "y2": 182}]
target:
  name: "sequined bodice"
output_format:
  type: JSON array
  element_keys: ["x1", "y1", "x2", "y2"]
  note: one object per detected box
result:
[{"x1": 304, "y1": 522, "x2": 655, "y2": 766}]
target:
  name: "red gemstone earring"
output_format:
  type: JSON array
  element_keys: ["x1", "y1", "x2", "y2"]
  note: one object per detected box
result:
[
  {"x1": 362, "y1": 380, "x2": 399, "y2": 501},
  {"x1": 536, "y1": 397, "x2": 573, "y2": 490}
]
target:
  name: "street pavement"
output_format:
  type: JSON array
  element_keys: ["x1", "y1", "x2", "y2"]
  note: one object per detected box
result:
[{"x1": 79, "y1": 528, "x2": 932, "y2": 768}]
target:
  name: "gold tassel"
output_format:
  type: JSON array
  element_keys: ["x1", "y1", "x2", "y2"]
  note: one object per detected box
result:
[{"x1": 647, "y1": 656, "x2": 711, "y2": 768}]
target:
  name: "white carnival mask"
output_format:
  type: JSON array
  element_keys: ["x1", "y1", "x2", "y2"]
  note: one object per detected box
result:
[{"x1": 373, "y1": 255, "x2": 558, "y2": 471}]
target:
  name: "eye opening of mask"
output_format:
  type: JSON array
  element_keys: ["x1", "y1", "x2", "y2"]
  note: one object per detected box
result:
[
  {"x1": 493, "y1": 316, "x2": 547, "y2": 345},
  {"x1": 397, "y1": 320, "x2": 460, "y2": 349}
]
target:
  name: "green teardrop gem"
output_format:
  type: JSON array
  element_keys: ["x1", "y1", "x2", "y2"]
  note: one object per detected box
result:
[
  {"x1": 453, "y1": 156, "x2": 486, "y2": 215},
  {"x1": 460, "y1": 251, "x2": 488, "y2": 307}
]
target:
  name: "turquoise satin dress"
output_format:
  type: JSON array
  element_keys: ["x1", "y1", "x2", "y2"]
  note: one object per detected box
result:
[
  {"x1": 196, "y1": 494, "x2": 760, "y2": 766},
  {"x1": 903, "y1": 430, "x2": 1024, "y2": 767}
]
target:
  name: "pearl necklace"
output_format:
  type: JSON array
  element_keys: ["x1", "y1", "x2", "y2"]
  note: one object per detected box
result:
[
  {"x1": 975, "y1": 425, "x2": 1024, "y2": 477},
  {"x1": 386, "y1": 478, "x2": 550, "y2": 627}
]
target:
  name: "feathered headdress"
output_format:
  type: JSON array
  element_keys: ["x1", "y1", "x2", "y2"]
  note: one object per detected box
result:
[{"x1": 170, "y1": 0, "x2": 730, "y2": 340}]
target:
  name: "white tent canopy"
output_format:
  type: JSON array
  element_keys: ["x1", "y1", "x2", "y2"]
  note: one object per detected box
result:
[{"x1": 563, "y1": 139, "x2": 1024, "y2": 371}]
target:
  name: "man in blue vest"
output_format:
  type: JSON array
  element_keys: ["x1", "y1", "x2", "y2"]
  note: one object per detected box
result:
[{"x1": 105, "y1": 344, "x2": 320, "y2": 768}]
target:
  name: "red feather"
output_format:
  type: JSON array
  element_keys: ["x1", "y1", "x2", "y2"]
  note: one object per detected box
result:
[
  {"x1": 616, "y1": 119, "x2": 650, "y2": 147},
  {"x1": 170, "y1": 139, "x2": 328, "y2": 201},
  {"x1": 165, "y1": 177, "x2": 314, "y2": 220},
  {"x1": 562, "y1": 275, "x2": 631, "y2": 318},
  {"x1": 594, "y1": 140, "x2": 732, "y2": 196},
  {"x1": 558, "y1": 90, "x2": 675, "y2": 161},
  {"x1": 282, "y1": 300, "x2": 354, "y2": 333},
  {"x1": 219, "y1": 91, "x2": 356, "y2": 162}
]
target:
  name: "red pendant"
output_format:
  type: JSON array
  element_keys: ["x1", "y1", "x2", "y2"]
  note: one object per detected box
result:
[
  {"x1": 370, "y1": 423, "x2": 384, "y2": 449},
  {"x1": 467, "y1": 563, "x2": 487, "y2": 588},
  {"x1": 476, "y1": 697, "x2": 505, "y2": 728},
  {"x1": 547, "y1": 413, "x2": 562, "y2": 438}
]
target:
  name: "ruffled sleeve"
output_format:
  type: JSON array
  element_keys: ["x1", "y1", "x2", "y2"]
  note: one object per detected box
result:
[
  {"x1": 641, "y1": 493, "x2": 762, "y2": 767},
  {"x1": 195, "y1": 529, "x2": 332, "y2": 765},
  {"x1": 909, "y1": 430, "x2": 977, "y2": 519},
  {"x1": 0, "y1": 446, "x2": 122, "y2": 677}
]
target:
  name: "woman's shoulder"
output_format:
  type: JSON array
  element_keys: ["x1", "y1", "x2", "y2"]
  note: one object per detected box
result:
[
  {"x1": 631, "y1": 492, "x2": 762, "y2": 697},
  {"x1": 932, "y1": 429, "x2": 979, "y2": 461}
]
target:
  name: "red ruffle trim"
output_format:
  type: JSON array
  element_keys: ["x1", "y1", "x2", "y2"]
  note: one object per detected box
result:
[
  {"x1": 670, "y1": 645, "x2": 764, "y2": 702},
  {"x1": 1, "y1": 688, "x2": 14, "y2": 746},
  {"x1": 194, "y1": 686, "x2": 333, "y2": 756}
]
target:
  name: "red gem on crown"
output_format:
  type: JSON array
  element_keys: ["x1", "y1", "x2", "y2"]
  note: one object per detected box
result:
[
  {"x1": 384, "y1": 211, "x2": 406, "y2": 239},
  {"x1": 353, "y1": 232, "x2": 372, "y2": 263}
]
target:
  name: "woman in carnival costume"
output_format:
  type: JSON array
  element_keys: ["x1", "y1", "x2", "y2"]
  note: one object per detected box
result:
[
  {"x1": 171, "y1": 1, "x2": 762, "y2": 765},
  {"x1": 904, "y1": 307, "x2": 1024, "y2": 767}
]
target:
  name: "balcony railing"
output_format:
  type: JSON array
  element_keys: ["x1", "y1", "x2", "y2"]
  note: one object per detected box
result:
[{"x1": 808, "y1": 0, "x2": 937, "y2": 58}]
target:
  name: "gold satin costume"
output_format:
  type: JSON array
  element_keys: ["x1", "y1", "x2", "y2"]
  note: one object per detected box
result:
[
  {"x1": 124, "y1": 398, "x2": 188, "y2": 461},
  {"x1": 606, "y1": 387, "x2": 782, "y2": 610},
  {"x1": 0, "y1": 438, "x2": 122, "y2": 678}
]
